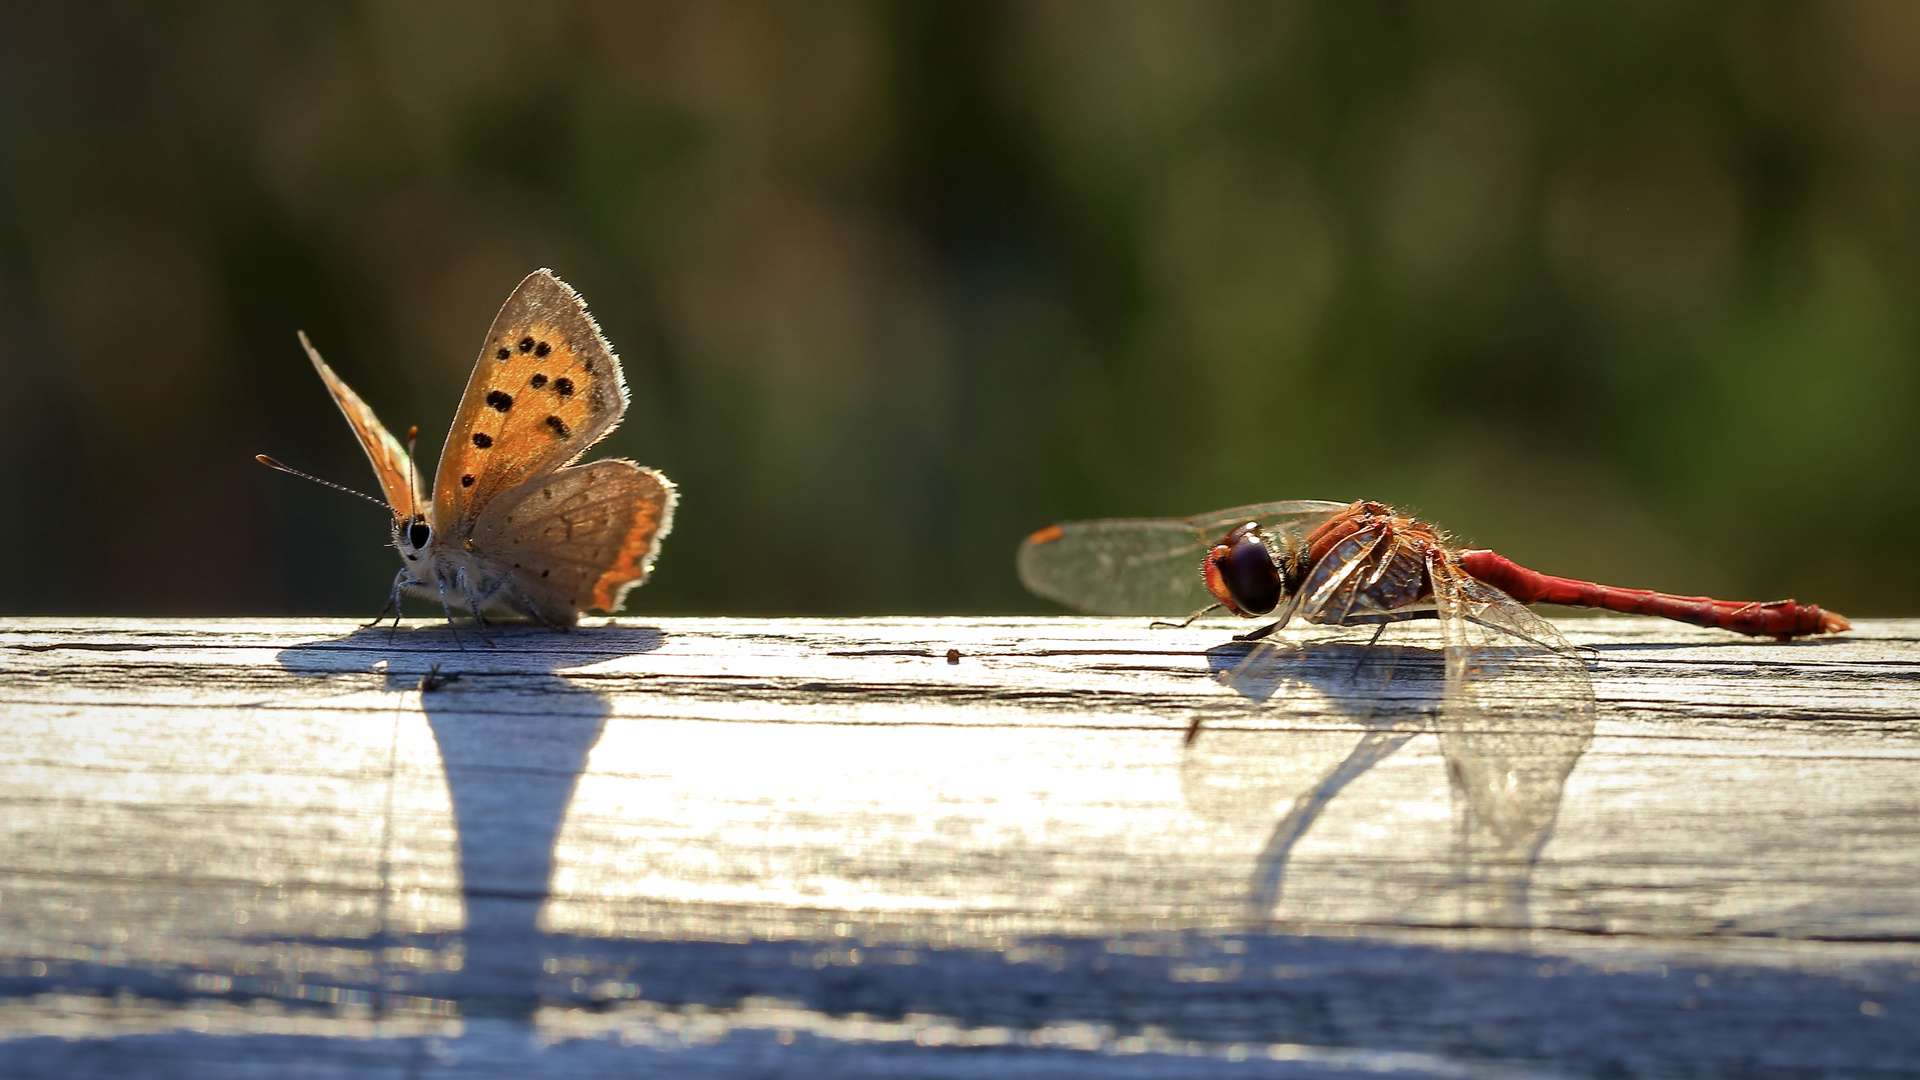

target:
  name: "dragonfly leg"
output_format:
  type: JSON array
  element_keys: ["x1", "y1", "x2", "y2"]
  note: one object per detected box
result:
[
  {"x1": 1152, "y1": 603, "x2": 1221, "y2": 630},
  {"x1": 1233, "y1": 620, "x2": 1283, "y2": 642},
  {"x1": 1350, "y1": 620, "x2": 1391, "y2": 681}
]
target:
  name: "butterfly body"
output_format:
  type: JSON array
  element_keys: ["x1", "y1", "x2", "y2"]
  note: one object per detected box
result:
[{"x1": 300, "y1": 270, "x2": 676, "y2": 627}]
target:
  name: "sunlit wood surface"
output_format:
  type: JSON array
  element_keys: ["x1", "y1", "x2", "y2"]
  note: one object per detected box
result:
[{"x1": 3, "y1": 615, "x2": 1918, "y2": 1078}]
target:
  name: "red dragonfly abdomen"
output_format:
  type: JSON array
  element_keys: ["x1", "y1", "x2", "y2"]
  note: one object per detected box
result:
[{"x1": 1456, "y1": 549, "x2": 1849, "y2": 640}]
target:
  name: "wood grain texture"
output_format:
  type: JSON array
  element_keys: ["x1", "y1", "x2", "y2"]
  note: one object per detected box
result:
[{"x1": 2, "y1": 615, "x2": 1918, "y2": 1079}]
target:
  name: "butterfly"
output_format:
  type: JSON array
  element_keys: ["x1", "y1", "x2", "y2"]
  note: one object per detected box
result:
[{"x1": 287, "y1": 269, "x2": 677, "y2": 630}]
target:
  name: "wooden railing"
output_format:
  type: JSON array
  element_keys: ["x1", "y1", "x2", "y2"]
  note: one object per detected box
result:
[{"x1": 3, "y1": 616, "x2": 1916, "y2": 1075}]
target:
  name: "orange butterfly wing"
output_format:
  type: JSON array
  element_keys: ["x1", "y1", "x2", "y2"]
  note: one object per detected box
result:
[
  {"x1": 469, "y1": 460, "x2": 677, "y2": 619},
  {"x1": 300, "y1": 331, "x2": 424, "y2": 521},
  {"x1": 430, "y1": 270, "x2": 628, "y2": 537}
]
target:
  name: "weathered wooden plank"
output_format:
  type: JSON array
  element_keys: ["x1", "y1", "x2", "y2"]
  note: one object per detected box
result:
[{"x1": 2, "y1": 616, "x2": 1918, "y2": 1078}]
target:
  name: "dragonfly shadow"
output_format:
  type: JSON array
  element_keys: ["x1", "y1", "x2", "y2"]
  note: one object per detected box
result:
[
  {"x1": 274, "y1": 623, "x2": 665, "y2": 1020},
  {"x1": 1187, "y1": 636, "x2": 1594, "y2": 931}
]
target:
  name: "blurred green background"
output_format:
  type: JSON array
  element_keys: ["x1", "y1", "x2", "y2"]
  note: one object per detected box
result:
[{"x1": 1, "y1": 1, "x2": 1915, "y2": 617}]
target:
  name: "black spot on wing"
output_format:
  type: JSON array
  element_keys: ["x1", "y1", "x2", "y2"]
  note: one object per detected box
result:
[
  {"x1": 553, "y1": 377, "x2": 573, "y2": 396},
  {"x1": 472, "y1": 433, "x2": 493, "y2": 448},
  {"x1": 461, "y1": 474, "x2": 474, "y2": 487},
  {"x1": 545, "y1": 416, "x2": 571, "y2": 438},
  {"x1": 486, "y1": 390, "x2": 513, "y2": 412},
  {"x1": 518, "y1": 336, "x2": 535, "y2": 353},
  {"x1": 535, "y1": 341, "x2": 551, "y2": 357},
  {"x1": 495, "y1": 347, "x2": 510, "y2": 360},
  {"x1": 530, "y1": 373, "x2": 548, "y2": 388}
]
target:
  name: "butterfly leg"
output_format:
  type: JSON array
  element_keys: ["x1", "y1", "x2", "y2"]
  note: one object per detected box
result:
[
  {"x1": 499, "y1": 580, "x2": 568, "y2": 631},
  {"x1": 454, "y1": 566, "x2": 497, "y2": 647},
  {"x1": 362, "y1": 582, "x2": 399, "y2": 631},
  {"x1": 432, "y1": 575, "x2": 469, "y2": 652},
  {"x1": 476, "y1": 573, "x2": 551, "y2": 627},
  {"x1": 372, "y1": 571, "x2": 414, "y2": 643},
  {"x1": 465, "y1": 597, "x2": 496, "y2": 647}
]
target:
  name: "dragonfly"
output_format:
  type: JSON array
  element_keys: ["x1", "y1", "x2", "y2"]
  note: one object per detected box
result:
[
  {"x1": 1018, "y1": 499, "x2": 1849, "y2": 643},
  {"x1": 1019, "y1": 500, "x2": 1849, "y2": 870}
]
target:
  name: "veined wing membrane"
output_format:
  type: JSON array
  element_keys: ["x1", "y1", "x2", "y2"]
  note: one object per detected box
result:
[
  {"x1": 1018, "y1": 518, "x2": 1214, "y2": 615},
  {"x1": 1017, "y1": 501, "x2": 1347, "y2": 616},
  {"x1": 1183, "y1": 500, "x2": 1350, "y2": 543},
  {"x1": 1429, "y1": 555, "x2": 1596, "y2": 852}
]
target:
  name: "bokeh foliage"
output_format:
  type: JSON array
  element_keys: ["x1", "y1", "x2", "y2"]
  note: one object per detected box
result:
[{"x1": 1, "y1": 1, "x2": 1915, "y2": 616}]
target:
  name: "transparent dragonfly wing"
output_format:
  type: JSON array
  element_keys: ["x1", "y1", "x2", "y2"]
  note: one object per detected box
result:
[
  {"x1": 1206, "y1": 525, "x2": 1595, "y2": 927},
  {"x1": 1017, "y1": 501, "x2": 1348, "y2": 616},
  {"x1": 1017, "y1": 517, "x2": 1214, "y2": 615},
  {"x1": 1183, "y1": 500, "x2": 1352, "y2": 543},
  {"x1": 1428, "y1": 552, "x2": 1597, "y2": 858}
]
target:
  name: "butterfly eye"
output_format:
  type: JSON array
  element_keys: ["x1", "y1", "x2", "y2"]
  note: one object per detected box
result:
[{"x1": 408, "y1": 521, "x2": 431, "y2": 549}]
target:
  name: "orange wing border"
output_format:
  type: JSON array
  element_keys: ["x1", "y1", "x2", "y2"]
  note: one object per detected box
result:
[{"x1": 299, "y1": 331, "x2": 423, "y2": 521}]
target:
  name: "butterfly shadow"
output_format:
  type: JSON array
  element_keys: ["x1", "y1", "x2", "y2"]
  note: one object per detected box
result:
[
  {"x1": 275, "y1": 622, "x2": 665, "y2": 1020},
  {"x1": 1185, "y1": 636, "x2": 1594, "y2": 932}
]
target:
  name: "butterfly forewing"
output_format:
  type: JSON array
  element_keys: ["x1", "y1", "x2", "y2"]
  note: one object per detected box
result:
[
  {"x1": 432, "y1": 270, "x2": 630, "y2": 536},
  {"x1": 469, "y1": 460, "x2": 677, "y2": 622},
  {"x1": 300, "y1": 332, "x2": 424, "y2": 520}
]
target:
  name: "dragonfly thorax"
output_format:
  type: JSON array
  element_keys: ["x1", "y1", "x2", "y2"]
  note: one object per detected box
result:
[{"x1": 1203, "y1": 522, "x2": 1303, "y2": 617}]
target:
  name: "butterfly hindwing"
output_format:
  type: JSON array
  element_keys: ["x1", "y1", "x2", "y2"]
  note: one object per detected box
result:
[
  {"x1": 300, "y1": 331, "x2": 424, "y2": 521},
  {"x1": 431, "y1": 269, "x2": 630, "y2": 537},
  {"x1": 469, "y1": 459, "x2": 677, "y2": 621}
]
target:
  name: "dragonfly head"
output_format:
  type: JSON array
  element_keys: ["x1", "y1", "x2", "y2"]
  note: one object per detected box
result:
[{"x1": 1203, "y1": 522, "x2": 1285, "y2": 617}]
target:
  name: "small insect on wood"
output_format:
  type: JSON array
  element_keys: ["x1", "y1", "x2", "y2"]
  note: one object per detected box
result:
[{"x1": 260, "y1": 270, "x2": 677, "y2": 640}]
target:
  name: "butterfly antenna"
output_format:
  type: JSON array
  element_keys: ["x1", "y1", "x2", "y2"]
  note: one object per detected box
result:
[
  {"x1": 405, "y1": 425, "x2": 421, "y2": 519},
  {"x1": 255, "y1": 455, "x2": 397, "y2": 517}
]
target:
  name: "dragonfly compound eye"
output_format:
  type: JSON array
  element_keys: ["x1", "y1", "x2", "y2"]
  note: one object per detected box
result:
[
  {"x1": 408, "y1": 520, "x2": 431, "y2": 550},
  {"x1": 1203, "y1": 524, "x2": 1282, "y2": 616}
]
